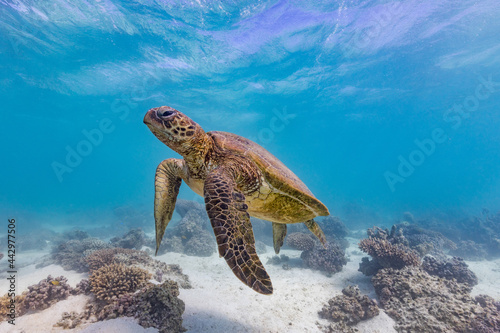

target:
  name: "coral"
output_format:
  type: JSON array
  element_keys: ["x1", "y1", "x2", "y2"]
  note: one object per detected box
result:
[
  {"x1": 372, "y1": 266, "x2": 500, "y2": 332},
  {"x1": 358, "y1": 257, "x2": 383, "y2": 276},
  {"x1": 450, "y1": 240, "x2": 488, "y2": 261},
  {"x1": 422, "y1": 256, "x2": 478, "y2": 287},
  {"x1": 110, "y1": 228, "x2": 148, "y2": 249},
  {"x1": 358, "y1": 237, "x2": 420, "y2": 273},
  {"x1": 286, "y1": 232, "x2": 316, "y2": 251},
  {"x1": 130, "y1": 281, "x2": 186, "y2": 333},
  {"x1": 109, "y1": 249, "x2": 192, "y2": 289},
  {"x1": 472, "y1": 295, "x2": 500, "y2": 333},
  {"x1": 84, "y1": 247, "x2": 148, "y2": 272},
  {"x1": 301, "y1": 243, "x2": 347, "y2": 274},
  {"x1": 52, "y1": 237, "x2": 112, "y2": 272},
  {"x1": 318, "y1": 216, "x2": 349, "y2": 238},
  {"x1": 17, "y1": 228, "x2": 58, "y2": 251},
  {"x1": 0, "y1": 293, "x2": 26, "y2": 321},
  {"x1": 175, "y1": 199, "x2": 205, "y2": 218},
  {"x1": 85, "y1": 281, "x2": 186, "y2": 332},
  {"x1": 184, "y1": 230, "x2": 216, "y2": 257},
  {"x1": 74, "y1": 279, "x2": 92, "y2": 295},
  {"x1": 157, "y1": 235, "x2": 184, "y2": 254},
  {"x1": 89, "y1": 263, "x2": 151, "y2": 302},
  {"x1": 24, "y1": 275, "x2": 73, "y2": 311},
  {"x1": 54, "y1": 311, "x2": 83, "y2": 329},
  {"x1": 176, "y1": 208, "x2": 207, "y2": 239},
  {"x1": 319, "y1": 285, "x2": 379, "y2": 325},
  {"x1": 266, "y1": 254, "x2": 290, "y2": 266},
  {"x1": 61, "y1": 229, "x2": 90, "y2": 241}
]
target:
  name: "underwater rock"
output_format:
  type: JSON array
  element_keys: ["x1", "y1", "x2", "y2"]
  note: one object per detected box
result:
[
  {"x1": 61, "y1": 229, "x2": 90, "y2": 241},
  {"x1": 266, "y1": 254, "x2": 290, "y2": 266},
  {"x1": 319, "y1": 285, "x2": 379, "y2": 326},
  {"x1": 157, "y1": 235, "x2": 184, "y2": 254},
  {"x1": 397, "y1": 223, "x2": 457, "y2": 257},
  {"x1": 24, "y1": 275, "x2": 73, "y2": 311},
  {"x1": 358, "y1": 237, "x2": 420, "y2": 274},
  {"x1": 358, "y1": 257, "x2": 383, "y2": 276},
  {"x1": 301, "y1": 243, "x2": 347, "y2": 274},
  {"x1": 176, "y1": 208, "x2": 206, "y2": 239},
  {"x1": 52, "y1": 237, "x2": 113, "y2": 272},
  {"x1": 54, "y1": 311, "x2": 84, "y2": 329},
  {"x1": 16, "y1": 228, "x2": 58, "y2": 251},
  {"x1": 89, "y1": 263, "x2": 151, "y2": 302},
  {"x1": 450, "y1": 240, "x2": 488, "y2": 261},
  {"x1": 184, "y1": 230, "x2": 216, "y2": 257},
  {"x1": 422, "y1": 256, "x2": 478, "y2": 287},
  {"x1": 318, "y1": 216, "x2": 349, "y2": 239},
  {"x1": 286, "y1": 232, "x2": 316, "y2": 251},
  {"x1": 372, "y1": 266, "x2": 500, "y2": 332},
  {"x1": 110, "y1": 228, "x2": 149, "y2": 249},
  {"x1": 175, "y1": 199, "x2": 205, "y2": 218},
  {"x1": 129, "y1": 281, "x2": 186, "y2": 333},
  {"x1": 86, "y1": 280, "x2": 186, "y2": 332}
]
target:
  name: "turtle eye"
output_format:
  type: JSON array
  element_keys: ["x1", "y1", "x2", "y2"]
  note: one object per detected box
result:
[{"x1": 157, "y1": 109, "x2": 175, "y2": 118}]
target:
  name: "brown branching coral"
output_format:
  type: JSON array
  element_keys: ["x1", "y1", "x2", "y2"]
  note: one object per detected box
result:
[
  {"x1": 359, "y1": 237, "x2": 420, "y2": 271},
  {"x1": 24, "y1": 275, "x2": 73, "y2": 310},
  {"x1": 89, "y1": 263, "x2": 151, "y2": 302},
  {"x1": 0, "y1": 293, "x2": 26, "y2": 321}
]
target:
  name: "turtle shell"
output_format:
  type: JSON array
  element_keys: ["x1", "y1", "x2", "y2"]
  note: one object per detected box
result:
[{"x1": 208, "y1": 131, "x2": 329, "y2": 218}]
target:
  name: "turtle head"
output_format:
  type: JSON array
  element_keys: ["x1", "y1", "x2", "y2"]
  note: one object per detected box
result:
[{"x1": 144, "y1": 106, "x2": 207, "y2": 156}]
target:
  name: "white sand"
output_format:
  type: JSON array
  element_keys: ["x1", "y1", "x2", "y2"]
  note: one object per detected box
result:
[{"x1": 2, "y1": 240, "x2": 500, "y2": 333}]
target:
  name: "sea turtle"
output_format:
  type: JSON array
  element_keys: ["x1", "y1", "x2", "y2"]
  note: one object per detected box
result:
[{"x1": 144, "y1": 106, "x2": 330, "y2": 295}]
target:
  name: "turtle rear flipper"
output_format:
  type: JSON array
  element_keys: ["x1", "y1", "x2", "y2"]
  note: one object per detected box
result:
[
  {"x1": 154, "y1": 158, "x2": 185, "y2": 255},
  {"x1": 204, "y1": 167, "x2": 273, "y2": 295},
  {"x1": 305, "y1": 219, "x2": 327, "y2": 247},
  {"x1": 272, "y1": 223, "x2": 287, "y2": 254}
]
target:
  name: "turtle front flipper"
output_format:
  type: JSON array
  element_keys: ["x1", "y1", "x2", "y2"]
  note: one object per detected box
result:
[
  {"x1": 154, "y1": 158, "x2": 186, "y2": 255},
  {"x1": 305, "y1": 219, "x2": 327, "y2": 247},
  {"x1": 204, "y1": 167, "x2": 273, "y2": 295}
]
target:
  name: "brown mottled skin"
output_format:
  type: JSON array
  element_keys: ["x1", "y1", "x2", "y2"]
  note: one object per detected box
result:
[{"x1": 144, "y1": 106, "x2": 329, "y2": 295}]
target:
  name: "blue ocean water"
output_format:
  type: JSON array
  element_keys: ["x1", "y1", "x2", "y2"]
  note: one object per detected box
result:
[{"x1": 1, "y1": 0, "x2": 500, "y2": 228}]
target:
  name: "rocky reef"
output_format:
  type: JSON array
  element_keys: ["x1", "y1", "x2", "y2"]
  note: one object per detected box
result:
[
  {"x1": 286, "y1": 232, "x2": 316, "y2": 251},
  {"x1": 301, "y1": 243, "x2": 347, "y2": 274},
  {"x1": 156, "y1": 199, "x2": 216, "y2": 257},
  {"x1": 422, "y1": 256, "x2": 478, "y2": 287},
  {"x1": 372, "y1": 266, "x2": 500, "y2": 332},
  {"x1": 358, "y1": 226, "x2": 420, "y2": 276},
  {"x1": 110, "y1": 228, "x2": 148, "y2": 250},
  {"x1": 51, "y1": 237, "x2": 112, "y2": 272},
  {"x1": 319, "y1": 285, "x2": 379, "y2": 332}
]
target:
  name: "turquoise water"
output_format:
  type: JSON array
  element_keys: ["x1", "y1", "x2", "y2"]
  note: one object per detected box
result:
[{"x1": 2, "y1": 0, "x2": 500, "y2": 228}]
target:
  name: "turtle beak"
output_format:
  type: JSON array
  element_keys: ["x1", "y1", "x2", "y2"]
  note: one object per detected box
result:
[{"x1": 144, "y1": 108, "x2": 158, "y2": 126}]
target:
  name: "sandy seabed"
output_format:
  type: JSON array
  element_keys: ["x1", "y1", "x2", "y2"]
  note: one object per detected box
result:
[{"x1": 1, "y1": 238, "x2": 499, "y2": 333}]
